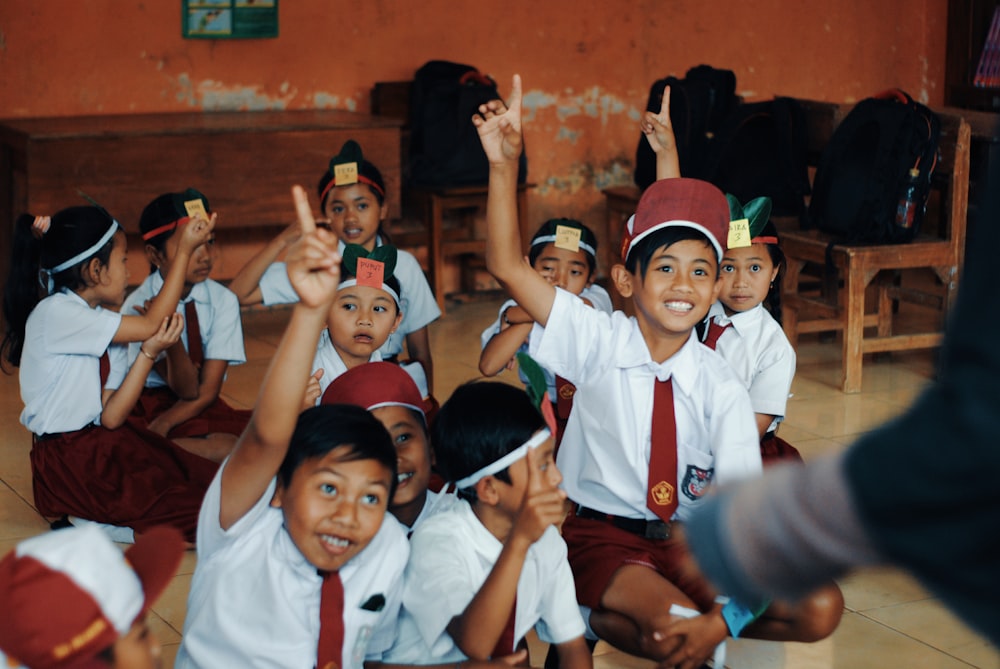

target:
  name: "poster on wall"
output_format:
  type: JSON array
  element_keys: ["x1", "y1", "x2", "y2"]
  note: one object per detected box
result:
[{"x1": 182, "y1": 0, "x2": 278, "y2": 39}]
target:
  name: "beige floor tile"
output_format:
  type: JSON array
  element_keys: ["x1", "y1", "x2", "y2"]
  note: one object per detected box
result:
[
  {"x1": 0, "y1": 483, "x2": 49, "y2": 540},
  {"x1": 825, "y1": 611, "x2": 975, "y2": 668},
  {"x1": 860, "y1": 599, "x2": 1000, "y2": 667},
  {"x1": 148, "y1": 609, "x2": 182, "y2": 645},
  {"x1": 150, "y1": 573, "x2": 193, "y2": 633},
  {"x1": 783, "y1": 394, "x2": 901, "y2": 439},
  {"x1": 161, "y1": 642, "x2": 181, "y2": 669},
  {"x1": 793, "y1": 437, "x2": 851, "y2": 462},
  {"x1": 838, "y1": 566, "x2": 931, "y2": 612}
]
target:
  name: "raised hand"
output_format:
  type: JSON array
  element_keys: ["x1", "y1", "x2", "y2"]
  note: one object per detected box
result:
[
  {"x1": 177, "y1": 211, "x2": 217, "y2": 254},
  {"x1": 641, "y1": 85, "x2": 677, "y2": 155},
  {"x1": 473, "y1": 73, "x2": 524, "y2": 165},
  {"x1": 285, "y1": 186, "x2": 341, "y2": 309},
  {"x1": 511, "y1": 437, "x2": 567, "y2": 545}
]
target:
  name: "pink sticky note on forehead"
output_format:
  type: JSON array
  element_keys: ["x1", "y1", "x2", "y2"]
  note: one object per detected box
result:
[{"x1": 357, "y1": 257, "x2": 385, "y2": 288}]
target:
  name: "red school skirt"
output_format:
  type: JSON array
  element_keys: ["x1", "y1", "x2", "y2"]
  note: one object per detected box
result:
[
  {"x1": 30, "y1": 422, "x2": 218, "y2": 543},
  {"x1": 131, "y1": 387, "x2": 251, "y2": 438}
]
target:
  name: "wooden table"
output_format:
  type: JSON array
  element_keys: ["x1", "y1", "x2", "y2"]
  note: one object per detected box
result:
[{"x1": 0, "y1": 109, "x2": 403, "y2": 297}]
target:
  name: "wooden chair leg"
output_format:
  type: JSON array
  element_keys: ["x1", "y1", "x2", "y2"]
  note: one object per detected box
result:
[
  {"x1": 429, "y1": 194, "x2": 445, "y2": 314},
  {"x1": 841, "y1": 266, "x2": 877, "y2": 394}
]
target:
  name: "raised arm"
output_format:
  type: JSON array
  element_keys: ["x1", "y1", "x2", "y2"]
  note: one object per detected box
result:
[
  {"x1": 217, "y1": 187, "x2": 341, "y2": 529},
  {"x1": 641, "y1": 85, "x2": 681, "y2": 180},
  {"x1": 228, "y1": 220, "x2": 302, "y2": 306},
  {"x1": 477, "y1": 74, "x2": 556, "y2": 327},
  {"x1": 114, "y1": 214, "x2": 215, "y2": 343}
]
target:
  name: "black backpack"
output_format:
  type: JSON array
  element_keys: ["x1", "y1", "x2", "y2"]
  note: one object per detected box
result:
[
  {"x1": 634, "y1": 65, "x2": 738, "y2": 189},
  {"x1": 806, "y1": 89, "x2": 940, "y2": 245},
  {"x1": 408, "y1": 60, "x2": 527, "y2": 188},
  {"x1": 700, "y1": 97, "x2": 811, "y2": 218}
]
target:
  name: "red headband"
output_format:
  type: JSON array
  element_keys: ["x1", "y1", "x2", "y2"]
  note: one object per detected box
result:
[
  {"x1": 320, "y1": 174, "x2": 385, "y2": 204},
  {"x1": 142, "y1": 216, "x2": 190, "y2": 241},
  {"x1": 750, "y1": 235, "x2": 779, "y2": 245}
]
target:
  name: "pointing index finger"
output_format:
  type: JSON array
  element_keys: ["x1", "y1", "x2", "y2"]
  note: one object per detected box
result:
[
  {"x1": 292, "y1": 185, "x2": 316, "y2": 235},
  {"x1": 509, "y1": 73, "x2": 523, "y2": 116}
]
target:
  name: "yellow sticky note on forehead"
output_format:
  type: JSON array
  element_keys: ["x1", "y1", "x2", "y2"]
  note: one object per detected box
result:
[
  {"x1": 184, "y1": 199, "x2": 208, "y2": 220},
  {"x1": 554, "y1": 225, "x2": 582, "y2": 252},
  {"x1": 334, "y1": 162, "x2": 359, "y2": 186},
  {"x1": 727, "y1": 218, "x2": 751, "y2": 249},
  {"x1": 356, "y1": 257, "x2": 385, "y2": 289}
]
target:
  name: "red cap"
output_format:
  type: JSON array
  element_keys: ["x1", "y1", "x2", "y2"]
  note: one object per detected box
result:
[
  {"x1": 620, "y1": 178, "x2": 729, "y2": 263},
  {"x1": 0, "y1": 525, "x2": 184, "y2": 668},
  {"x1": 320, "y1": 362, "x2": 426, "y2": 419}
]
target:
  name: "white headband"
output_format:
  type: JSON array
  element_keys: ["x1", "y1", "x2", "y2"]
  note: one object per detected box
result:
[
  {"x1": 336, "y1": 277, "x2": 400, "y2": 306},
  {"x1": 531, "y1": 234, "x2": 597, "y2": 259},
  {"x1": 454, "y1": 428, "x2": 551, "y2": 489},
  {"x1": 39, "y1": 219, "x2": 120, "y2": 294}
]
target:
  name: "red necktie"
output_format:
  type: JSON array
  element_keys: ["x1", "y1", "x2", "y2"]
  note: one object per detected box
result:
[
  {"x1": 490, "y1": 597, "x2": 518, "y2": 659},
  {"x1": 702, "y1": 320, "x2": 733, "y2": 350},
  {"x1": 554, "y1": 375, "x2": 576, "y2": 420},
  {"x1": 99, "y1": 351, "x2": 110, "y2": 387},
  {"x1": 647, "y1": 378, "x2": 679, "y2": 523},
  {"x1": 184, "y1": 301, "x2": 204, "y2": 368},
  {"x1": 316, "y1": 571, "x2": 345, "y2": 669}
]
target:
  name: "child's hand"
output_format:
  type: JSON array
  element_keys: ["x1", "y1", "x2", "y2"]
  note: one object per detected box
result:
[
  {"x1": 141, "y1": 313, "x2": 184, "y2": 358},
  {"x1": 302, "y1": 368, "x2": 324, "y2": 410},
  {"x1": 131, "y1": 299, "x2": 153, "y2": 317},
  {"x1": 473, "y1": 73, "x2": 524, "y2": 165},
  {"x1": 653, "y1": 609, "x2": 728, "y2": 669},
  {"x1": 511, "y1": 439, "x2": 567, "y2": 546},
  {"x1": 177, "y1": 212, "x2": 216, "y2": 255},
  {"x1": 641, "y1": 85, "x2": 677, "y2": 155},
  {"x1": 285, "y1": 186, "x2": 341, "y2": 309}
]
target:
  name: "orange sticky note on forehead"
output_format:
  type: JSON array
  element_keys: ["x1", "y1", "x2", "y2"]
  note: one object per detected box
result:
[
  {"x1": 184, "y1": 199, "x2": 208, "y2": 220},
  {"x1": 334, "y1": 162, "x2": 359, "y2": 186},
  {"x1": 554, "y1": 225, "x2": 582, "y2": 252},
  {"x1": 356, "y1": 257, "x2": 385, "y2": 289},
  {"x1": 727, "y1": 218, "x2": 751, "y2": 249}
]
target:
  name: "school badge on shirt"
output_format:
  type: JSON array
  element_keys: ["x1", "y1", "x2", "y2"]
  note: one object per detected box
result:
[{"x1": 682, "y1": 466, "x2": 714, "y2": 500}]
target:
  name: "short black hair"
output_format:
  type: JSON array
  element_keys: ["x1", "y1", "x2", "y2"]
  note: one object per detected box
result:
[
  {"x1": 431, "y1": 381, "x2": 545, "y2": 503},
  {"x1": 529, "y1": 218, "x2": 598, "y2": 276},
  {"x1": 278, "y1": 404, "x2": 397, "y2": 501},
  {"x1": 625, "y1": 226, "x2": 719, "y2": 277}
]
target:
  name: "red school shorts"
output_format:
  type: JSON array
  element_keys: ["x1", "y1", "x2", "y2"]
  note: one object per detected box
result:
[{"x1": 561, "y1": 511, "x2": 716, "y2": 612}]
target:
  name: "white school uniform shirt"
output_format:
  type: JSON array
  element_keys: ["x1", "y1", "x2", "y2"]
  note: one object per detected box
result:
[
  {"x1": 400, "y1": 487, "x2": 459, "y2": 535},
  {"x1": 310, "y1": 330, "x2": 383, "y2": 405},
  {"x1": 19, "y1": 290, "x2": 124, "y2": 435},
  {"x1": 118, "y1": 272, "x2": 245, "y2": 387},
  {"x1": 258, "y1": 238, "x2": 441, "y2": 358},
  {"x1": 384, "y1": 499, "x2": 585, "y2": 664},
  {"x1": 705, "y1": 302, "x2": 796, "y2": 433},
  {"x1": 480, "y1": 285, "x2": 613, "y2": 402},
  {"x1": 530, "y1": 288, "x2": 762, "y2": 523},
  {"x1": 176, "y1": 461, "x2": 409, "y2": 669}
]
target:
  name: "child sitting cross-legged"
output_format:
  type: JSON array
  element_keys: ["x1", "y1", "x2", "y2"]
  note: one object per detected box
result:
[
  {"x1": 384, "y1": 380, "x2": 591, "y2": 668},
  {"x1": 477, "y1": 74, "x2": 842, "y2": 669}
]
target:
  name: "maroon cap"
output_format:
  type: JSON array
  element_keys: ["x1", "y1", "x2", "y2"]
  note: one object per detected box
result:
[
  {"x1": 320, "y1": 362, "x2": 426, "y2": 419},
  {"x1": 620, "y1": 178, "x2": 729, "y2": 263},
  {"x1": 0, "y1": 525, "x2": 184, "y2": 668}
]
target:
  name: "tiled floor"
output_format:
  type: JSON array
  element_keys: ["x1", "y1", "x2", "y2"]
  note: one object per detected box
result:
[{"x1": 2, "y1": 295, "x2": 997, "y2": 668}]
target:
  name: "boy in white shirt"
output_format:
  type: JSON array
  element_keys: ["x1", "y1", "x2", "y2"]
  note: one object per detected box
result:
[{"x1": 386, "y1": 381, "x2": 591, "y2": 668}]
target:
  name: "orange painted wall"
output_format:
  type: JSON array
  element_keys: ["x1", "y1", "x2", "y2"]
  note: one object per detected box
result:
[{"x1": 0, "y1": 1, "x2": 947, "y2": 277}]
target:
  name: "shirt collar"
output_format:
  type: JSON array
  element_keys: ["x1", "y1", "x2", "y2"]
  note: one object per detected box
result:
[
  {"x1": 153, "y1": 270, "x2": 209, "y2": 304},
  {"x1": 614, "y1": 320, "x2": 702, "y2": 394},
  {"x1": 707, "y1": 301, "x2": 764, "y2": 338}
]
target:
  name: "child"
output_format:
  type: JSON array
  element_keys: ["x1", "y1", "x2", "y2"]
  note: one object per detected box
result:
[
  {"x1": 308, "y1": 243, "x2": 403, "y2": 405},
  {"x1": 705, "y1": 195, "x2": 802, "y2": 463},
  {"x1": 228, "y1": 140, "x2": 441, "y2": 399},
  {"x1": 2, "y1": 206, "x2": 217, "y2": 543},
  {"x1": 177, "y1": 188, "x2": 518, "y2": 669},
  {"x1": 175, "y1": 187, "x2": 410, "y2": 669},
  {"x1": 0, "y1": 524, "x2": 184, "y2": 669},
  {"x1": 476, "y1": 75, "x2": 843, "y2": 667},
  {"x1": 384, "y1": 381, "x2": 591, "y2": 667},
  {"x1": 321, "y1": 361, "x2": 453, "y2": 532},
  {"x1": 122, "y1": 188, "x2": 249, "y2": 463},
  {"x1": 479, "y1": 218, "x2": 612, "y2": 444}
]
